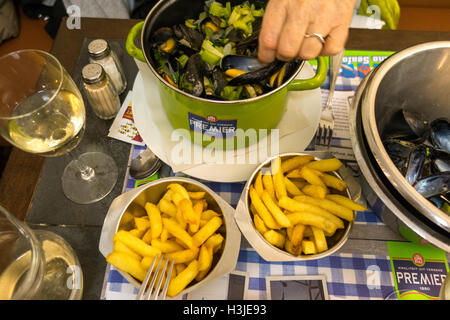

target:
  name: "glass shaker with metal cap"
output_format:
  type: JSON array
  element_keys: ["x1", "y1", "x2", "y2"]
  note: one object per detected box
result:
[
  {"x1": 81, "y1": 63, "x2": 121, "y2": 120},
  {"x1": 88, "y1": 39, "x2": 127, "y2": 95}
]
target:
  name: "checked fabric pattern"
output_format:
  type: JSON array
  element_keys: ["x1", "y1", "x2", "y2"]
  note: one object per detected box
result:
[{"x1": 101, "y1": 145, "x2": 395, "y2": 300}]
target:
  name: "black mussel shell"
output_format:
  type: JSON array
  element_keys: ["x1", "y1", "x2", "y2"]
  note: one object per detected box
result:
[
  {"x1": 221, "y1": 54, "x2": 268, "y2": 73},
  {"x1": 173, "y1": 24, "x2": 204, "y2": 51},
  {"x1": 180, "y1": 53, "x2": 205, "y2": 96},
  {"x1": 228, "y1": 60, "x2": 285, "y2": 86},
  {"x1": 212, "y1": 67, "x2": 227, "y2": 96},
  {"x1": 414, "y1": 171, "x2": 450, "y2": 198},
  {"x1": 151, "y1": 27, "x2": 173, "y2": 46},
  {"x1": 430, "y1": 118, "x2": 450, "y2": 153},
  {"x1": 383, "y1": 138, "x2": 417, "y2": 159},
  {"x1": 405, "y1": 145, "x2": 428, "y2": 185}
]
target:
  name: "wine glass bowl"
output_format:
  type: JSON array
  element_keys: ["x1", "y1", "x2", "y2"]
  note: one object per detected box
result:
[
  {"x1": 0, "y1": 49, "x2": 86, "y2": 157},
  {"x1": 0, "y1": 49, "x2": 118, "y2": 204}
]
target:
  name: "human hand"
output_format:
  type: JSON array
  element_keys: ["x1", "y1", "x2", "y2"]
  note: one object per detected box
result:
[{"x1": 258, "y1": 0, "x2": 357, "y2": 62}]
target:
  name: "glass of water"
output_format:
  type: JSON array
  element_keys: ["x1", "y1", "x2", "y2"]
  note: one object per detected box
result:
[
  {"x1": 0, "y1": 205, "x2": 83, "y2": 300},
  {"x1": 0, "y1": 49, "x2": 118, "y2": 204}
]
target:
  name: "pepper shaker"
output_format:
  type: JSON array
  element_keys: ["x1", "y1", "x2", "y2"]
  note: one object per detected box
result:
[
  {"x1": 88, "y1": 39, "x2": 127, "y2": 95},
  {"x1": 82, "y1": 63, "x2": 121, "y2": 120}
]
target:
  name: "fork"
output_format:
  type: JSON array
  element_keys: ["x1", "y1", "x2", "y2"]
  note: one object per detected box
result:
[
  {"x1": 315, "y1": 50, "x2": 345, "y2": 147},
  {"x1": 136, "y1": 254, "x2": 175, "y2": 300}
]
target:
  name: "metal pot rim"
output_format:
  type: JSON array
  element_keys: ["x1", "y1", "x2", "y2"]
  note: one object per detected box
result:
[
  {"x1": 140, "y1": 0, "x2": 305, "y2": 105},
  {"x1": 360, "y1": 41, "x2": 450, "y2": 233}
]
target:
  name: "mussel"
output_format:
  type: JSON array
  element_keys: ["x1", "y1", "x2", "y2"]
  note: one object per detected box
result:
[
  {"x1": 430, "y1": 119, "x2": 450, "y2": 153},
  {"x1": 149, "y1": 1, "x2": 297, "y2": 101},
  {"x1": 382, "y1": 109, "x2": 450, "y2": 214}
]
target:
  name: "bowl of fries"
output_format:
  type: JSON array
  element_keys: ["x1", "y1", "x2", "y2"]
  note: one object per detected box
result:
[
  {"x1": 99, "y1": 177, "x2": 241, "y2": 298},
  {"x1": 235, "y1": 152, "x2": 367, "y2": 261}
]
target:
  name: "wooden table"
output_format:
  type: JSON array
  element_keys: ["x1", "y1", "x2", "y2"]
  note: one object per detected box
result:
[{"x1": 0, "y1": 18, "x2": 449, "y2": 299}]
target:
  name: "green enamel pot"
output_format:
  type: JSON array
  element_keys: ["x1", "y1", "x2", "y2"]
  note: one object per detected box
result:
[{"x1": 126, "y1": 0, "x2": 327, "y2": 149}]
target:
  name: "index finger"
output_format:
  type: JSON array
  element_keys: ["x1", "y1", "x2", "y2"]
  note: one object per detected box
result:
[{"x1": 258, "y1": 0, "x2": 287, "y2": 63}]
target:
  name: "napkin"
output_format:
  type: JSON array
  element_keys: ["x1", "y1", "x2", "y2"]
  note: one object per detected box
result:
[{"x1": 108, "y1": 91, "x2": 146, "y2": 146}]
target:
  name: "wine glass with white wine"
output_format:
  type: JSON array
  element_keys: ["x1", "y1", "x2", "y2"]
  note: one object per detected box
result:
[{"x1": 0, "y1": 49, "x2": 118, "y2": 204}]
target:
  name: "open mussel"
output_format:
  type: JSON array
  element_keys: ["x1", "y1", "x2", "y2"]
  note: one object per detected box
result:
[{"x1": 151, "y1": 27, "x2": 177, "y2": 55}]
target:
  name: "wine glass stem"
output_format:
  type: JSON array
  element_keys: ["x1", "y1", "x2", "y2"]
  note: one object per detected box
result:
[{"x1": 68, "y1": 152, "x2": 95, "y2": 181}]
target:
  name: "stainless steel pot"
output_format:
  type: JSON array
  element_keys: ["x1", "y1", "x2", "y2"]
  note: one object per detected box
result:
[{"x1": 349, "y1": 42, "x2": 450, "y2": 251}]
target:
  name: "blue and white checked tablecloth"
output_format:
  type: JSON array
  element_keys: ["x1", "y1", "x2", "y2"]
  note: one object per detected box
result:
[
  {"x1": 101, "y1": 144, "x2": 396, "y2": 300},
  {"x1": 101, "y1": 51, "x2": 399, "y2": 300}
]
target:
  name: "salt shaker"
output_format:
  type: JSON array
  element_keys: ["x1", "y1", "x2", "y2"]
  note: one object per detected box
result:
[
  {"x1": 82, "y1": 63, "x2": 121, "y2": 120},
  {"x1": 88, "y1": 39, "x2": 127, "y2": 95}
]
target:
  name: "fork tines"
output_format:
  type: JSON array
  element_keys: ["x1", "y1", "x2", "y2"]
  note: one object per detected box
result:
[{"x1": 136, "y1": 254, "x2": 175, "y2": 300}]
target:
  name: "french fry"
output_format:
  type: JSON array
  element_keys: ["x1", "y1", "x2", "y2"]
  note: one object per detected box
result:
[
  {"x1": 306, "y1": 158, "x2": 343, "y2": 172},
  {"x1": 263, "y1": 230, "x2": 285, "y2": 249},
  {"x1": 175, "y1": 263, "x2": 186, "y2": 274},
  {"x1": 201, "y1": 209, "x2": 220, "y2": 221},
  {"x1": 179, "y1": 198, "x2": 197, "y2": 226},
  {"x1": 284, "y1": 238, "x2": 296, "y2": 255},
  {"x1": 134, "y1": 217, "x2": 151, "y2": 231},
  {"x1": 253, "y1": 214, "x2": 269, "y2": 234},
  {"x1": 113, "y1": 240, "x2": 141, "y2": 261},
  {"x1": 162, "y1": 218, "x2": 195, "y2": 249},
  {"x1": 284, "y1": 177, "x2": 304, "y2": 196},
  {"x1": 151, "y1": 239, "x2": 185, "y2": 253},
  {"x1": 326, "y1": 194, "x2": 368, "y2": 212},
  {"x1": 281, "y1": 155, "x2": 315, "y2": 173},
  {"x1": 192, "y1": 216, "x2": 222, "y2": 247},
  {"x1": 198, "y1": 244, "x2": 213, "y2": 272},
  {"x1": 160, "y1": 189, "x2": 174, "y2": 202},
  {"x1": 141, "y1": 228, "x2": 153, "y2": 244},
  {"x1": 190, "y1": 200, "x2": 204, "y2": 233},
  {"x1": 280, "y1": 196, "x2": 344, "y2": 229},
  {"x1": 167, "y1": 260, "x2": 200, "y2": 297},
  {"x1": 299, "y1": 166, "x2": 327, "y2": 188},
  {"x1": 145, "y1": 202, "x2": 163, "y2": 239},
  {"x1": 249, "y1": 186, "x2": 281, "y2": 230},
  {"x1": 262, "y1": 173, "x2": 276, "y2": 200},
  {"x1": 113, "y1": 230, "x2": 161, "y2": 257},
  {"x1": 158, "y1": 199, "x2": 177, "y2": 217},
  {"x1": 291, "y1": 179, "x2": 308, "y2": 190},
  {"x1": 285, "y1": 211, "x2": 337, "y2": 235},
  {"x1": 261, "y1": 191, "x2": 291, "y2": 228},
  {"x1": 286, "y1": 169, "x2": 302, "y2": 179},
  {"x1": 188, "y1": 191, "x2": 206, "y2": 199},
  {"x1": 302, "y1": 184, "x2": 329, "y2": 199},
  {"x1": 129, "y1": 228, "x2": 145, "y2": 238},
  {"x1": 311, "y1": 226, "x2": 328, "y2": 253},
  {"x1": 205, "y1": 233, "x2": 224, "y2": 253},
  {"x1": 167, "y1": 183, "x2": 190, "y2": 202},
  {"x1": 160, "y1": 227, "x2": 169, "y2": 242},
  {"x1": 297, "y1": 196, "x2": 354, "y2": 222},
  {"x1": 303, "y1": 226, "x2": 313, "y2": 238},
  {"x1": 290, "y1": 224, "x2": 306, "y2": 255},
  {"x1": 254, "y1": 171, "x2": 264, "y2": 197},
  {"x1": 166, "y1": 247, "x2": 199, "y2": 264},
  {"x1": 106, "y1": 251, "x2": 147, "y2": 282},
  {"x1": 301, "y1": 240, "x2": 317, "y2": 255},
  {"x1": 171, "y1": 192, "x2": 186, "y2": 206},
  {"x1": 321, "y1": 173, "x2": 347, "y2": 192},
  {"x1": 272, "y1": 156, "x2": 287, "y2": 200}
]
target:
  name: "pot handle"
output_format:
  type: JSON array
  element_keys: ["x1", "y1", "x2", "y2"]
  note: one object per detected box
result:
[
  {"x1": 126, "y1": 21, "x2": 146, "y2": 62},
  {"x1": 287, "y1": 56, "x2": 328, "y2": 91}
]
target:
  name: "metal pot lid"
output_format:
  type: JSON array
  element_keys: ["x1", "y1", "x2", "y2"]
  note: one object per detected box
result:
[
  {"x1": 348, "y1": 73, "x2": 450, "y2": 251},
  {"x1": 359, "y1": 41, "x2": 450, "y2": 233}
]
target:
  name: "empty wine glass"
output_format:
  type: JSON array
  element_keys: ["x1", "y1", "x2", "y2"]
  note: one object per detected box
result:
[{"x1": 0, "y1": 49, "x2": 118, "y2": 204}]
